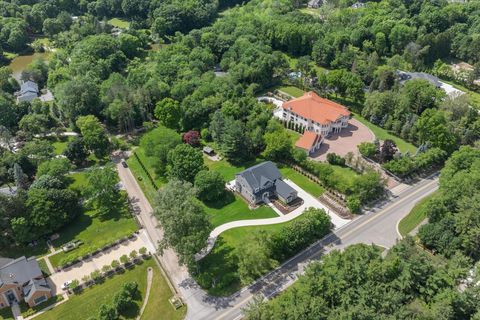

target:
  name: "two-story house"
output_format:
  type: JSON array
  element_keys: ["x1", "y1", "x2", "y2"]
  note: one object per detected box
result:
[
  {"x1": 235, "y1": 161, "x2": 297, "y2": 205},
  {"x1": 0, "y1": 256, "x2": 52, "y2": 309},
  {"x1": 275, "y1": 91, "x2": 351, "y2": 154}
]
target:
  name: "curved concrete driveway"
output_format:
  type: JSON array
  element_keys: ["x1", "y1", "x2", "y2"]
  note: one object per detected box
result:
[{"x1": 195, "y1": 179, "x2": 351, "y2": 260}]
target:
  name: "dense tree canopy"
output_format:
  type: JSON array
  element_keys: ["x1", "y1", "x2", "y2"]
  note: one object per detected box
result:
[{"x1": 153, "y1": 180, "x2": 212, "y2": 268}]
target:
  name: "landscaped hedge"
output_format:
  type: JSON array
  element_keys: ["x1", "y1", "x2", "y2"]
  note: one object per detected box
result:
[
  {"x1": 383, "y1": 148, "x2": 447, "y2": 178},
  {"x1": 270, "y1": 207, "x2": 331, "y2": 261},
  {"x1": 294, "y1": 160, "x2": 386, "y2": 207}
]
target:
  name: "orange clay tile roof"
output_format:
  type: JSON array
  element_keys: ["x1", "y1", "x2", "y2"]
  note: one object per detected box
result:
[
  {"x1": 282, "y1": 91, "x2": 351, "y2": 125},
  {"x1": 295, "y1": 131, "x2": 321, "y2": 150}
]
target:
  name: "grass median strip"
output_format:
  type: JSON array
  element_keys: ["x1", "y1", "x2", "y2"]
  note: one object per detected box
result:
[{"x1": 398, "y1": 192, "x2": 436, "y2": 237}]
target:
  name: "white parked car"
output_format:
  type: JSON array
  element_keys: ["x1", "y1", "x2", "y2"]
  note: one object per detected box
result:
[{"x1": 61, "y1": 280, "x2": 73, "y2": 290}]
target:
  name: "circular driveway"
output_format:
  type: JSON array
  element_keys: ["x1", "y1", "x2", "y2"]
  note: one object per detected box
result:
[{"x1": 311, "y1": 118, "x2": 375, "y2": 161}]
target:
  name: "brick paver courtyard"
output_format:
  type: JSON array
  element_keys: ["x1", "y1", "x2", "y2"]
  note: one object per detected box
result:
[{"x1": 311, "y1": 118, "x2": 375, "y2": 161}]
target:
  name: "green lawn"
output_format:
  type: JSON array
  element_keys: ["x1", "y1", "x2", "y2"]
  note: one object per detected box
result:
[
  {"x1": 141, "y1": 263, "x2": 186, "y2": 320},
  {"x1": 353, "y1": 114, "x2": 417, "y2": 154},
  {"x1": 108, "y1": 18, "x2": 130, "y2": 29},
  {"x1": 203, "y1": 193, "x2": 277, "y2": 228},
  {"x1": 195, "y1": 215, "x2": 313, "y2": 296},
  {"x1": 299, "y1": 7, "x2": 322, "y2": 17},
  {"x1": 51, "y1": 136, "x2": 74, "y2": 155},
  {"x1": 69, "y1": 171, "x2": 88, "y2": 191},
  {"x1": 37, "y1": 258, "x2": 51, "y2": 276},
  {"x1": 126, "y1": 147, "x2": 167, "y2": 203},
  {"x1": 204, "y1": 157, "x2": 263, "y2": 181},
  {"x1": 279, "y1": 166, "x2": 324, "y2": 197},
  {"x1": 398, "y1": 192, "x2": 436, "y2": 237},
  {"x1": 330, "y1": 164, "x2": 358, "y2": 186},
  {"x1": 48, "y1": 172, "x2": 137, "y2": 268},
  {"x1": 35, "y1": 260, "x2": 155, "y2": 320},
  {"x1": 277, "y1": 86, "x2": 305, "y2": 98}
]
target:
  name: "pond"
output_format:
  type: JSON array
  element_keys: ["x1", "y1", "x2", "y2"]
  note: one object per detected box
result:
[{"x1": 8, "y1": 52, "x2": 51, "y2": 80}]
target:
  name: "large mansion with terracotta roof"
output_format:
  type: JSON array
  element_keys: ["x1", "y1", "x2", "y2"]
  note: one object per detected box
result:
[{"x1": 275, "y1": 91, "x2": 351, "y2": 154}]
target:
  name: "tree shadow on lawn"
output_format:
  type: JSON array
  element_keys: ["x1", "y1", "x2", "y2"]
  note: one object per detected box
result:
[
  {"x1": 51, "y1": 209, "x2": 93, "y2": 247},
  {"x1": 194, "y1": 238, "x2": 241, "y2": 297},
  {"x1": 203, "y1": 191, "x2": 236, "y2": 210},
  {"x1": 87, "y1": 193, "x2": 131, "y2": 222},
  {"x1": 120, "y1": 303, "x2": 140, "y2": 319}
]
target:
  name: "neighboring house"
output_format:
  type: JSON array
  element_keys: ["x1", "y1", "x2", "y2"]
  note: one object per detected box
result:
[
  {"x1": 397, "y1": 70, "x2": 465, "y2": 97},
  {"x1": 351, "y1": 1, "x2": 366, "y2": 8},
  {"x1": 396, "y1": 70, "x2": 442, "y2": 88},
  {"x1": 0, "y1": 256, "x2": 52, "y2": 309},
  {"x1": 308, "y1": 0, "x2": 322, "y2": 8},
  {"x1": 235, "y1": 161, "x2": 297, "y2": 205},
  {"x1": 295, "y1": 131, "x2": 323, "y2": 155},
  {"x1": 15, "y1": 80, "x2": 39, "y2": 103},
  {"x1": 277, "y1": 91, "x2": 350, "y2": 136}
]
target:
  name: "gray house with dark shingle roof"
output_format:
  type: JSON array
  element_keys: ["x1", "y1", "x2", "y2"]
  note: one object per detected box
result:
[
  {"x1": 396, "y1": 70, "x2": 442, "y2": 88},
  {"x1": 235, "y1": 161, "x2": 297, "y2": 205},
  {"x1": 15, "y1": 81, "x2": 39, "y2": 103}
]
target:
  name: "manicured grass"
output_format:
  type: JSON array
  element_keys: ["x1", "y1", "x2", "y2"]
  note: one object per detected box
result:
[
  {"x1": 203, "y1": 192, "x2": 277, "y2": 228},
  {"x1": 68, "y1": 171, "x2": 88, "y2": 191},
  {"x1": 299, "y1": 7, "x2": 322, "y2": 17},
  {"x1": 35, "y1": 260, "x2": 155, "y2": 320},
  {"x1": 353, "y1": 114, "x2": 417, "y2": 154},
  {"x1": 126, "y1": 148, "x2": 167, "y2": 203},
  {"x1": 141, "y1": 263, "x2": 186, "y2": 320},
  {"x1": 202, "y1": 157, "x2": 278, "y2": 226},
  {"x1": 37, "y1": 258, "x2": 51, "y2": 276},
  {"x1": 277, "y1": 86, "x2": 305, "y2": 98},
  {"x1": 330, "y1": 165, "x2": 358, "y2": 186},
  {"x1": 20, "y1": 296, "x2": 63, "y2": 317},
  {"x1": 49, "y1": 205, "x2": 137, "y2": 268},
  {"x1": 196, "y1": 214, "x2": 312, "y2": 296},
  {"x1": 48, "y1": 172, "x2": 137, "y2": 268},
  {"x1": 51, "y1": 136, "x2": 74, "y2": 155},
  {"x1": 203, "y1": 157, "x2": 263, "y2": 181},
  {"x1": 279, "y1": 166, "x2": 325, "y2": 197},
  {"x1": 108, "y1": 18, "x2": 130, "y2": 29},
  {"x1": 398, "y1": 192, "x2": 436, "y2": 237}
]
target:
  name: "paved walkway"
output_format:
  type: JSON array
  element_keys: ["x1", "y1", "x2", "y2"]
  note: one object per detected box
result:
[
  {"x1": 24, "y1": 294, "x2": 69, "y2": 320},
  {"x1": 136, "y1": 267, "x2": 153, "y2": 320},
  {"x1": 49, "y1": 232, "x2": 151, "y2": 295},
  {"x1": 42, "y1": 257, "x2": 55, "y2": 274},
  {"x1": 195, "y1": 179, "x2": 351, "y2": 260},
  {"x1": 11, "y1": 303, "x2": 23, "y2": 320}
]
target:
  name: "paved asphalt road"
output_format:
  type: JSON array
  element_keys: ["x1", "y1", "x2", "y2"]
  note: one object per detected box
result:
[{"x1": 115, "y1": 153, "x2": 439, "y2": 320}]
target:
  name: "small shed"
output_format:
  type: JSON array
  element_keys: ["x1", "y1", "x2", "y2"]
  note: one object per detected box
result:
[{"x1": 203, "y1": 146, "x2": 214, "y2": 156}]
